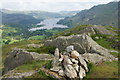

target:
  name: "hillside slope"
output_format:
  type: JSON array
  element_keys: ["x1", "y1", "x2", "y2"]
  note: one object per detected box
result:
[
  {"x1": 1, "y1": 12, "x2": 41, "y2": 26},
  {"x1": 1, "y1": 9, "x2": 63, "y2": 19},
  {"x1": 1, "y1": 25, "x2": 119, "y2": 79},
  {"x1": 58, "y1": 2, "x2": 118, "y2": 28}
]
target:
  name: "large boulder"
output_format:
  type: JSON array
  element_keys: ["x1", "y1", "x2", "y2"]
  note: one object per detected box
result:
[
  {"x1": 82, "y1": 53, "x2": 107, "y2": 64},
  {"x1": 3, "y1": 48, "x2": 53, "y2": 74},
  {"x1": 44, "y1": 34, "x2": 115, "y2": 61},
  {"x1": 3, "y1": 48, "x2": 34, "y2": 74}
]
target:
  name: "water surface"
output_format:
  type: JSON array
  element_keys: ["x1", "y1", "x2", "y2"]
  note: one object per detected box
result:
[{"x1": 29, "y1": 18, "x2": 68, "y2": 31}]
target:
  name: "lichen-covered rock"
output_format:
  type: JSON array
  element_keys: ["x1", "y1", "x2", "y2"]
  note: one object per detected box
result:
[
  {"x1": 30, "y1": 53, "x2": 53, "y2": 61},
  {"x1": 44, "y1": 34, "x2": 116, "y2": 61},
  {"x1": 3, "y1": 48, "x2": 34, "y2": 74},
  {"x1": 82, "y1": 53, "x2": 107, "y2": 64},
  {"x1": 50, "y1": 47, "x2": 89, "y2": 79},
  {"x1": 77, "y1": 26, "x2": 117, "y2": 36},
  {"x1": 3, "y1": 48, "x2": 53, "y2": 74}
]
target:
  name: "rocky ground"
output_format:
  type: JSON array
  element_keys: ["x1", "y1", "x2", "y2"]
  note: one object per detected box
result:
[{"x1": 1, "y1": 25, "x2": 119, "y2": 80}]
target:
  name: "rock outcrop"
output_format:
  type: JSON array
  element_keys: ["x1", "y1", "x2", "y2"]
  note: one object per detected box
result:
[
  {"x1": 77, "y1": 25, "x2": 116, "y2": 36},
  {"x1": 27, "y1": 44, "x2": 41, "y2": 48},
  {"x1": 50, "y1": 46, "x2": 117, "y2": 79},
  {"x1": 82, "y1": 53, "x2": 107, "y2": 64},
  {"x1": 3, "y1": 48, "x2": 53, "y2": 74},
  {"x1": 50, "y1": 47, "x2": 89, "y2": 79},
  {"x1": 44, "y1": 34, "x2": 116, "y2": 62}
]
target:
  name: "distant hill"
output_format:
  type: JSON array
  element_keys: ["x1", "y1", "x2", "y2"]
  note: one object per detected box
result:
[
  {"x1": 1, "y1": 9, "x2": 80, "y2": 19},
  {"x1": 59, "y1": 10, "x2": 80, "y2": 17},
  {"x1": 58, "y1": 2, "x2": 118, "y2": 28},
  {"x1": 1, "y1": 9, "x2": 63, "y2": 19},
  {"x1": 27, "y1": 11, "x2": 63, "y2": 19},
  {"x1": 1, "y1": 11, "x2": 41, "y2": 26}
]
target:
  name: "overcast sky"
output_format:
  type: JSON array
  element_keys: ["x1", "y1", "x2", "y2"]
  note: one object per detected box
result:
[{"x1": 0, "y1": 0, "x2": 117, "y2": 12}]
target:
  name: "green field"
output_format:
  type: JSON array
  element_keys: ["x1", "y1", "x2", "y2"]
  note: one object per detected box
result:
[
  {"x1": 85, "y1": 61, "x2": 118, "y2": 79},
  {"x1": 28, "y1": 36, "x2": 45, "y2": 40}
]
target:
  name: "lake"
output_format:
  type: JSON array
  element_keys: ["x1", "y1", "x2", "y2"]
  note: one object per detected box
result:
[{"x1": 29, "y1": 18, "x2": 68, "y2": 31}]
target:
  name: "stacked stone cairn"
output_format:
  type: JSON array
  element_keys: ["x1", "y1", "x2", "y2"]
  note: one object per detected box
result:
[{"x1": 50, "y1": 45, "x2": 89, "y2": 79}]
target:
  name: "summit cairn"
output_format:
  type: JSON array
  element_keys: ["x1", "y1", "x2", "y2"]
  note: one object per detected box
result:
[{"x1": 50, "y1": 45, "x2": 88, "y2": 79}]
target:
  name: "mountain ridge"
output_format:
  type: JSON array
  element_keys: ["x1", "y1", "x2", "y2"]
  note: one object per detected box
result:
[{"x1": 57, "y1": 2, "x2": 118, "y2": 28}]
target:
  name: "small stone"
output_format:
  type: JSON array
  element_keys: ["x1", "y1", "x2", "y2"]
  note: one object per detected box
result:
[
  {"x1": 59, "y1": 54, "x2": 64, "y2": 62},
  {"x1": 79, "y1": 66, "x2": 86, "y2": 79},
  {"x1": 50, "y1": 67, "x2": 61, "y2": 72},
  {"x1": 52, "y1": 57, "x2": 60, "y2": 67},
  {"x1": 70, "y1": 58, "x2": 78, "y2": 64},
  {"x1": 71, "y1": 50, "x2": 80, "y2": 59},
  {"x1": 27, "y1": 44, "x2": 41, "y2": 48},
  {"x1": 66, "y1": 45, "x2": 74, "y2": 52},
  {"x1": 64, "y1": 65, "x2": 77, "y2": 78},
  {"x1": 78, "y1": 55, "x2": 88, "y2": 72},
  {"x1": 73, "y1": 64, "x2": 79, "y2": 72},
  {"x1": 95, "y1": 37, "x2": 99, "y2": 39},
  {"x1": 54, "y1": 48, "x2": 60, "y2": 57},
  {"x1": 63, "y1": 55, "x2": 73, "y2": 65},
  {"x1": 58, "y1": 69, "x2": 65, "y2": 76}
]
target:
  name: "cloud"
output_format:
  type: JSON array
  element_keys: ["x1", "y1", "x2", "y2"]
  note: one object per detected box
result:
[
  {"x1": 0, "y1": 0, "x2": 116, "y2": 12},
  {"x1": 1, "y1": 0, "x2": 115, "y2": 3}
]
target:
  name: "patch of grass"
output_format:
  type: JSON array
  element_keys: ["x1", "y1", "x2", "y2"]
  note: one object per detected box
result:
[
  {"x1": 45, "y1": 29, "x2": 59, "y2": 33},
  {"x1": 15, "y1": 60, "x2": 51, "y2": 73},
  {"x1": 2, "y1": 26, "x2": 17, "y2": 34},
  {"x1": 91, "y1": 34, "x2": 114, "y2": 49},
  {"x1": 23, "y1": 61, "x2": 55, "y2": 80},
  {"x1": 84, "y1": 61, "x2": 118, "y2": 79},
  {"x1": 103, "y1": 26, "x2": 117, "y2": 33},
  {"x1": 2, "y1": 40, "x2": 41, "y2": 62},
  {"x1": 31, "y1": 25, "x2": 44, "y2": 28},
  {"x1": 27, "y1": 46, "x2": 55, "y2": 54},
  {"x1": 48, "y1": 24, "x2": 91, "y2": 39},
  {"x1": 11, "y1": 60, "x2": 56, "y2": 80},
  {"x1": 28, "y1": 36, "x2": 45, "y2": 40},
  {"x1": 84, "y1": 63, "x2": 95, "y2": 79},
  {"x1": 25, "y1": 70, "x2": 56, "y2": 80},
  {"x1": 45, "y1": 60, "x2": 52, "y2": 69},
  {"x1": 110, "y1": 52, "x2": 118, "y2": 58}
]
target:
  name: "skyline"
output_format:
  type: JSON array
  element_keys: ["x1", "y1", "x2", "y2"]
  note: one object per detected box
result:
[{"x1": 0, "y1": 0, "x2": 117, "y2": 12}]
